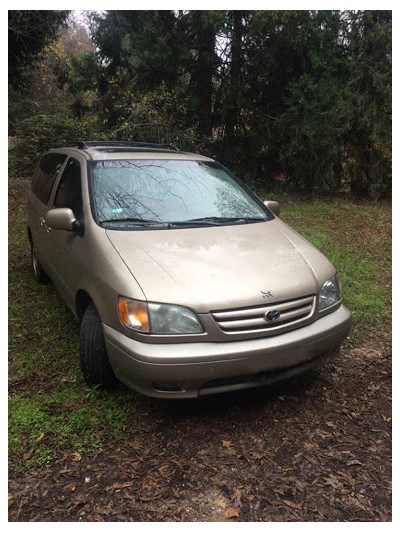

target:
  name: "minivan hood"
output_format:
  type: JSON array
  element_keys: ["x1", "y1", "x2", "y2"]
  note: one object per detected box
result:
[{"x1": 106, "y1": 219, "x2": 335, "y2": 312}]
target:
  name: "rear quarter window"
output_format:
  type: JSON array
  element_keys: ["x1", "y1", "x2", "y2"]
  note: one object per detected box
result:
[{"x1": 31, "y1": 153, "x2": 67, "y2": 204}]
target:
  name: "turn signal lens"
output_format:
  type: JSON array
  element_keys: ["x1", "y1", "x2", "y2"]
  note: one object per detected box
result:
[{"x1": 118, "y1": 298, "x2": 149, "y2": 332}]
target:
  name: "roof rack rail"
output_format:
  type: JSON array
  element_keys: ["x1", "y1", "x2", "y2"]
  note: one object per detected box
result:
[{"x1": 56, "y1": 141, "x2": 180, "y2": 151}]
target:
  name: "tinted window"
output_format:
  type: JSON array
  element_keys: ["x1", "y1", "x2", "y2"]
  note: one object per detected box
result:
[
  {"x1": 91, "y1": 159, "x2": 268, "y2": 226},
  {"x1": 54, "y1": 158, "x2": 83, "y2": 219},
  {"x1": 31, "y1": 153, "x2": 67, "y2": 204}
]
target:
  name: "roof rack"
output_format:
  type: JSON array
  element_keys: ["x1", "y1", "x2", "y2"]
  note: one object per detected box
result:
[{"x1": 57, "y1": 141, "x2": 180, "y2": 151}]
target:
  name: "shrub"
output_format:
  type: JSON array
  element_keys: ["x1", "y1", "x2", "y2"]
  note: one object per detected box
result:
[{"x1": 8, "y1": 113, "x2": 100, "y2": 177}]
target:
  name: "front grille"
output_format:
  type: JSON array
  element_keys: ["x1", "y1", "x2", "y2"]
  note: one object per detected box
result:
[{"x1": 211, "y1": 295, "x2": 316, "y2": 335}]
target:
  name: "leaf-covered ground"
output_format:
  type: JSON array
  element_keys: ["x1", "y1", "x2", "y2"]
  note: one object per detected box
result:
[
  {"x1": 9, "y1": 335, "x2": 391, "y2": 522},
  {"x1": 8, "y1": 181, "x2": 391, "y2": 521}
]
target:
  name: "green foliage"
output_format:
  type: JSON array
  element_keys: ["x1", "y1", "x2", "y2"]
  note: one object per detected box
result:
[
  {"x1": 8, "y1": 10, "x2": 70, "y2": 90},
  {"x1": 341, "y1": 10, "x2": 392, "y2": 198},
  {"x1": 8, "y1": 10, "x2": 391, "y2": 197},
  {"x1": 9, "y1": 113, "x2": 100, "y2": 177},
  {"x1": 242, "y1": 10, "x2": 391, "y2": 197},
  {"x1": 111, "y1": 84, "x2": 206, "y2": 152},
  {"x1": 9, "y1": 388, "x2": 137, "y2": 470},
  {"x1": 277, "y1": 74, "x2": 347, "y2": 191}
]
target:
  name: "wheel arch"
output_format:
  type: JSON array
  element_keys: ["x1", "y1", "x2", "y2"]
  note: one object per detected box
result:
[{"x1": 75, "y1": 289, "x2": 93, "y2": 322}]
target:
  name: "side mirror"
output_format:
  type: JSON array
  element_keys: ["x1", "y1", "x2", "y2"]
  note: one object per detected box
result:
[
  {"x1": 45, "y1": 208, "x2": 76, "y2": 231},
  {"x1": 264, "y1": 200, "x2": 280, "y2": 217}
]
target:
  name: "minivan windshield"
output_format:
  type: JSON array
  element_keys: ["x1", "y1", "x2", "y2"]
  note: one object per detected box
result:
[{"x1": 91, "y1": 159, "x2": 270, "y2": 229}]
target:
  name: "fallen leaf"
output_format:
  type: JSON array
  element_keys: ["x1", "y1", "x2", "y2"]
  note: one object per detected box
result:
[
  {"x1": 59, "y1": 468, "x2": 72, "y2": 474},
  {"x1": 73, "y1": 451, "x2": 82, "y2": 461},
  {"x1": 282, "y1": 499, "x2": 301, "y2": 510},
  {"x1": 346, "y1": 460, "x2": 363, "y2": 467},
  {"x1": 304, "y1": 442, "x2": 317, "y2": 450},
  {"x1": 106, "y1": 482, "x2": 133, "y2": 491},
  {"x1": 122, "y1": 492, "x2": 136, "y2": 501},
  {"x1": 61, "y1": 376, "x2": 76, "y2": 383},
  {"x1": 225, "y1": 507, "x2": 239, "y2": 518},
  {"x1": 215, "y1": 497, "x2": 227, "y2": 508},
  {"x1": 36, "y1": 432, "x2": 45, "y2": 443},
  {"x1": 143, "y1": 480, "x2": 158, "y2": 489},
  {"x1": 325, "y1": 476, "x2": 341, "y2": 489},
  {"x1": 222, "y1": 440, "x2": 234, "y2": 448},
  {"x1": 295, "y1": 480, "x2": 307, "y2": 491},
  {"x1": 23, "y1": 449, "x2": 35, "y2": 460},
  {"x1": 8, "y1": 494, "x2": 13, "y2": 501},
  {"x1": 72, "y1": 493, "x2": 90, "y2": 506}
]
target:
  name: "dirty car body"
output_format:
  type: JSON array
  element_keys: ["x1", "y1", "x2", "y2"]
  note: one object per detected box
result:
[{"x1": 27, "y1": 141, "x2": 352, "y2": 398}]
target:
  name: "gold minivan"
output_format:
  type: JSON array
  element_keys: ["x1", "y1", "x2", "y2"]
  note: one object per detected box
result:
[{"x1": 27, "y1": 141, "x2": 352, "y2": 398}]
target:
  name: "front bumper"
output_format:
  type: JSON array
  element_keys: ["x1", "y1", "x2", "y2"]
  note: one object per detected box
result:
[{"x1": 104, "y1": 304, "x2": 352, "y2": 398}]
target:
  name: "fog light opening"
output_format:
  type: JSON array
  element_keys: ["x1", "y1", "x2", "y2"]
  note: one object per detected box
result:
[{"x1": 152, "y1": 381, "x2": 185, "y2": 393}]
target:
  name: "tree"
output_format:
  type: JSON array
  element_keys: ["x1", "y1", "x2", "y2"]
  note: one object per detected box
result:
[
  {"x1": 181, "y1": 11, "x2": 222, "y2": 138},
  {"x1": 90, "y1": 10, "x2": 223, "y2": 141},
  {"x1": 10, "y1": 10, "x2": 391, "y2": 196},
  {"x1": 9, "y1": 17, "x2": 98, "y2": 134},
  {"x1": 8, "y1": 16, "x2": 100, "y2": 176},
  {"x1": 221, "y1": 11, "x2": 245, "y2": 162},
  {"x1": 89, "y1": 10, "x2": 186, "y2": 131},
  {"x1": 342, "y1": 10, "x2": 392, "y2": 197},
  {"x1": 8, "y1": 10, "x2": 70, "y2": 90}
]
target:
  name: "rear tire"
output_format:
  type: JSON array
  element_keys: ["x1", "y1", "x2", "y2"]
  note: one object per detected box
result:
[
  {"x1": 30, "y1": 240, "x2": 49, "y2": 283},
  {"x1": 79, "y1": 302, "x2": 117, "y2": 387}
]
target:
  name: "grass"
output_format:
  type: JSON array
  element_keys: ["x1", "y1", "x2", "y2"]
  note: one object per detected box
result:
[
  {"x1": 8, "y1": 182, "x2": 391, "y2": 472},
  {"x1": 9, "y1": 182, "x2": 141, "y2": 472},
  {"x1": 277, "y1": 196, "x2": 392, "y2": 336}
]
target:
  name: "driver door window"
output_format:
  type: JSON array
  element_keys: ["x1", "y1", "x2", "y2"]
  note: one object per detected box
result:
[{"x1": 54, "y1": 158, "x2": 83, "y2": 219}]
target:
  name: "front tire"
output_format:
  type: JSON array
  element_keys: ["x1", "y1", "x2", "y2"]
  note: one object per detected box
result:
[
  {"x1": 79, "y1": 302, "x2": 117, "y2": 387},
  {"x1": 30, "y1": 240, "x2": 49, "y2": 283}
]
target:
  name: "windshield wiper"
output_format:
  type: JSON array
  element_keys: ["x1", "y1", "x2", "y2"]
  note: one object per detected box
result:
[
  {"x1": 100, "y1": 216, "x2": 267, "y2": 230},
  {"x1": 183, "y1": 216, "x2": 267, "y2": 225},
  {"x1": 166, "y1": 218, "x2": 223, "y2": 227},
  {"x1": 100, "y1": 218, "x2": 165, "y2": 227}
]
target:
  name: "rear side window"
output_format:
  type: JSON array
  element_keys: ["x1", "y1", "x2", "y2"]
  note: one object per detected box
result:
[{"x1": 31, "y1": 153, "x2": 67, "y2": 205}]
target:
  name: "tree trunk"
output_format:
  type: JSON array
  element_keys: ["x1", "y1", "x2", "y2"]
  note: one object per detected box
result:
[
  {"x1": 197, "y1": 16, "x2": 215, "y2": 137},
  {"x1": 223, "y1": 11, "x2": 243, "y2": 162}
]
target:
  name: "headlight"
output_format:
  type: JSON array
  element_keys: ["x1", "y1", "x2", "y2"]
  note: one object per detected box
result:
[
  {"x1": 318, "y1": 275, "x2": 341, "y2": 312},
  {"x1": 118, "y1": 297, "x2": 203, "y2": 334}
]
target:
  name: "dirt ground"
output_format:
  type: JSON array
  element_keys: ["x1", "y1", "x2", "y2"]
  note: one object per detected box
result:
[{"x1": 8, "y1": 333, "x2": 391, "y2": 522}]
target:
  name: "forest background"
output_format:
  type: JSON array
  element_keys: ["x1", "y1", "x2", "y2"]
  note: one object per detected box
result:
[{"x1": 8, "y1": 10, "x2": 392, "y2": 198}]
